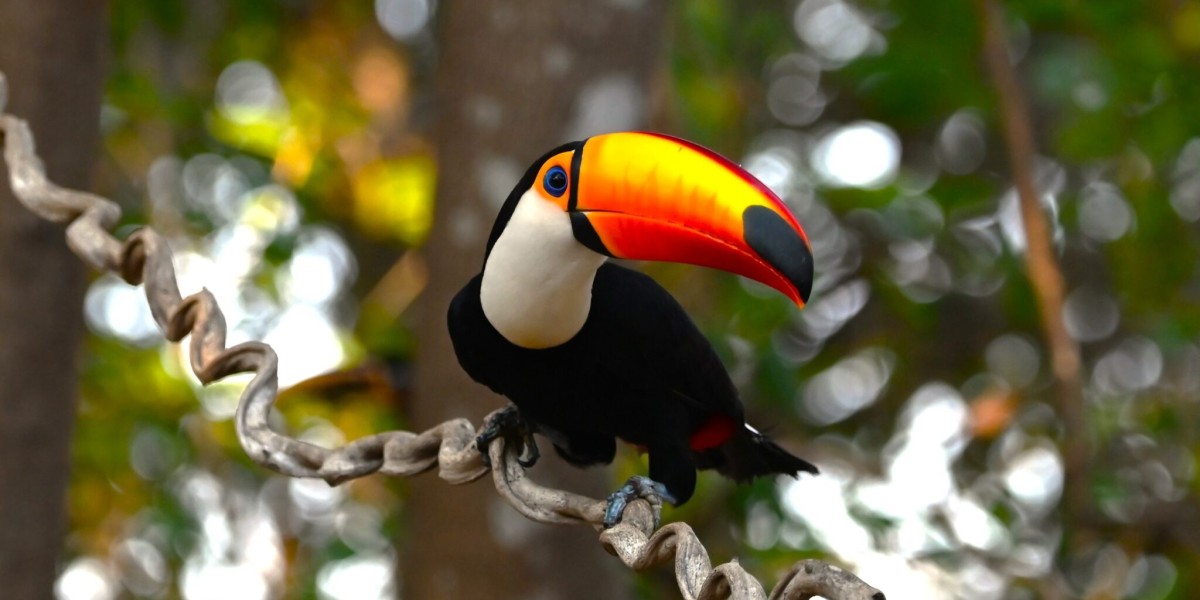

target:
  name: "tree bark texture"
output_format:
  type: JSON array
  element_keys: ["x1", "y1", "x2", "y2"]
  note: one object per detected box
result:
[
  {"x1": 0, "y1": 3, "x2": 107, "y2": 598},
  {"x1": 406, "y1": 2, "x2": 669, "y2": 598}
]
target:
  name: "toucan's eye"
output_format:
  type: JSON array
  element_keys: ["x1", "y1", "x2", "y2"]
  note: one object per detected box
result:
[{"x1": 544, "y1": 166, "x2": 568, "y2": 197}]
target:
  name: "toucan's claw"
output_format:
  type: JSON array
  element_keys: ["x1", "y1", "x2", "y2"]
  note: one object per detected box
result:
[
  {"x1": 516, "y1": 436, "x2": 540, "y2": 468},
  {"x1": 476, "y1": 405, "x2": 540, "y2": 470},
  {"x1": 603, "y1": 475, "x2": 678, "y2": 530}
]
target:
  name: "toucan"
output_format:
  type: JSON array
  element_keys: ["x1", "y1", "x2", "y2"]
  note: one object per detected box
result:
[{"x1": 448, "y1": 131, "x2": 818, "y2": 527}]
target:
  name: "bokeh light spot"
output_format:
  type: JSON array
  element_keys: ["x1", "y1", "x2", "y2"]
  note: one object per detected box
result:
[
  {"x1": 216, "y1": 61, "x2": 288, "y2": 125},
  {"x1": 812, "y1": 121, "x2": 901, "y2": 189},
  {"x1": 84, "y1": 274, "x2": 161, "y2": 347},
  {"x1": 800, "y1": 346, "x2": 895, "y2": 425},
  {"x1": 264, "y1": 305, "x2": 347, "y2": 388},
  {"x1": 1062, "y1": 286, "x2": 1119, "y2": 343},
  {"x1": 55, "y1": 558, "x2": 116, "y2": 600},
  {"x1": 317, "y1": 554, "x2": 395, "y2": 600},
  {"x1": 1078, "y1": 182, "x2": 1132, "y2": 242},
  {"x1": 376, "y1": 0, "x2": 431, "y2": 42},
  {"x1": 794, "y1": 0, "x2": 879, "y2": 64},
  {"x1": 985, "y1": 334, "x2": 1041, "y2": 387},
  {"x1": 936, "y1": 111, "x2": 986, "y2": 175},
  {"x1": 1004, "y1": 445, "x2": 1063, "y2": 513}
]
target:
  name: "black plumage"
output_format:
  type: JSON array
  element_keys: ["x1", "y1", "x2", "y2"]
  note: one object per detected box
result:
[{"x1": 450, "y1": 263, "x2": 815, "y2": 505}]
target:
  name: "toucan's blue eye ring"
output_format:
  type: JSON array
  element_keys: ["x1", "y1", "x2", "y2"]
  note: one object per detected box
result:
[{"x1": 544, "y1": 166, "x2": 568, "y2": 197}]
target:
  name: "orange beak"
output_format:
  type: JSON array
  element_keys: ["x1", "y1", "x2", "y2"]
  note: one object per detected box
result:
[{"x1": 561, "y1": 132, "x2": 813, "y2": 306}]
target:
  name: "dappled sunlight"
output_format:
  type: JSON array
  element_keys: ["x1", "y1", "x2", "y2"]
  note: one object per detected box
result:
[
  {"x1": 43, "y1": 0, "x2": 1200, "y2": 598},
  {"x1": 885, "y1": 384, "x2": 969, "y2": 512},
  {"x1": 781, "y1": 474, "x2": 955, "y2": 599},
  {"x1": 376, "y1": 0, "x2": 433, "y2": 42},
  {"x1": 793, "y1": 0, "x2": 884, "y2": 66},
  {"x1": 88, "y1": 152, "x2": 356, "y2": 388},
  {"x1": 799, "y1": 347, "x2": 894, "y2": 425},
  {"x1": 945, "y1": 494, "x2": 1008, "y2": 553},
  {"x1": 1170, "y1": 138, "x2": 1200, "y2": 221},
  {"x1": 1003, "y1": 444, "x2": 1063, "y2": 514},
  {"x1": 1062, "y1": 285, "x2": 1120, "y2": 343},
  {"x1": 55, "y1": 558, "x2": 116, "y2": 600},
  {"x1": 278, "y1": 227, "x2": 357, "y2": 306},
  {"x1": 181, "y1": 562, "x2": 270, "y2": 600},
  {"x1": 780, "y1": 382, "x2": 1070, "y2": 597},
  {"x1": 84, "y1": 275, "x2": 161, "y2": 347},
  {"x1": 947, "y1": 215, "x2": 1007, "y2": 296},
  {"x1": 1092, "y1": 337, "x2": 1164, "y2": 394},
  {"x1": 171, "y1": 470, "x2": 284, "y2": 600},
  {"x1": 289, "y1": 477, "x2": 346, "y2": 519},
  {"x1": 781, "y1": 470, "x2": 872, "y2": 559},
  {"x1": 192, "y1": 376, "x2": 251, "y2": 420},
  {"x1": 744, "y1": 142, "x2": 807, "y2": 202},
  {"x1": 211, "y1": 62, "x2": 290, "y2": 156},
  {"x1": 1077, "y1": 181, "x2": 1133, "y2": 242},
  {"x1": 53, "y1": 463, "x2": 400, "y2": 600},
  {"x1": 75, "y1": 51, "x2": 368, "y2": 598},
  {"x1": 316, "y1": 553, "x2": 396, "y2": 600},
  {"x1": 240, "y1": 184, "x2": 302, "y2": 237},
  {"x1": 936, "y1": 111, "x2": 987, "y2": 175},
  {"x1": 766, "y1": 54, "x2": 825, "y2": 126},
  {"x1": 984, "y1": 334, "x2": 1041, "y2": 388},
  {"x1": 1124, "y1": 554, "x2": 1178, "y2": 600},
  {"x1": 113, "y1": 539, "x2": 170, "y2": 597},
  {"x1": 799, "y1": 278, "x2": 870, "y2": 340},
  {"x1": 264, "y1": 306, "x2": 347, "y2": 388},
  {"x1": 217, "y1": 61, "x2": 289, "y2": 126},
  {"x1": 182, "y1": 154, "x2": 253, "y2": 223},
  {"x1": 811, "y1": 122, "x2": 901, "y2": 189}
]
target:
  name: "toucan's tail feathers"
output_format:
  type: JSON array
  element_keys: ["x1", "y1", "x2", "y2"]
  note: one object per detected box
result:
[{"x1": 701, "y1": 426, "x2": 818, "y2": 482}]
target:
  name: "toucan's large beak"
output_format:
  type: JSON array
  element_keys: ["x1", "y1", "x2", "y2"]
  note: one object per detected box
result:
[{"x1": 567, "y1": 132, "x2": 813, "y2": 306}]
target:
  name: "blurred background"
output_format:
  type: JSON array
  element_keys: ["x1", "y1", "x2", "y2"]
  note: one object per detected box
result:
[{"x1": 1, "y1": 0, "x2": 1199, "y2": 599}]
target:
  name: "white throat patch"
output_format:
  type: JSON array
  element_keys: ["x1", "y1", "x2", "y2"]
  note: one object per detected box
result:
[{"x1": 480, "y1": 189, "x2": 606, "y2": 349}]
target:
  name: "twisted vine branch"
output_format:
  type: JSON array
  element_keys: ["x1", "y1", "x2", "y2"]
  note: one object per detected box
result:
[{"x1": 0, "y1": 71, "x2": 883, "y2": 600}]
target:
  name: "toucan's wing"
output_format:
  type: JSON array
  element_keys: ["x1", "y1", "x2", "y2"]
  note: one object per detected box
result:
[
  {"x1": 447, "y1": 274, "x2": 512, "y2": 397},
  {"x1": 583, "y1": 263, "x2": 744, "y2": 422}
]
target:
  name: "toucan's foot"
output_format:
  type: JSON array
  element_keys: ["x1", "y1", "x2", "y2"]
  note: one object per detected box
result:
[
  {"x1": 603, "y1": 475, "x2": 678, "y2": 529},
  {"x1": 516, "y1": 435, "x2": 540, "y2": 468},
  {"x1": 476, "y1": 405, "x2": 540, "y2": 469}
]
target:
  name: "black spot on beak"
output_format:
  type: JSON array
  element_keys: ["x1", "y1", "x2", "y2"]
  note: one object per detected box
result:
[{"x1": 743, "y1": 205, "x2": 814, "y2": 303}]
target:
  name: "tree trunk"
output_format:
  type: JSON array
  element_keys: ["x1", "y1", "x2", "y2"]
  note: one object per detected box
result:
[
  {"x1": 0, "y1": 3, "x2": 107, "y2": 599},
  {"x1": 405, "y1": 2, "x2": 668, "y2": 598}
]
